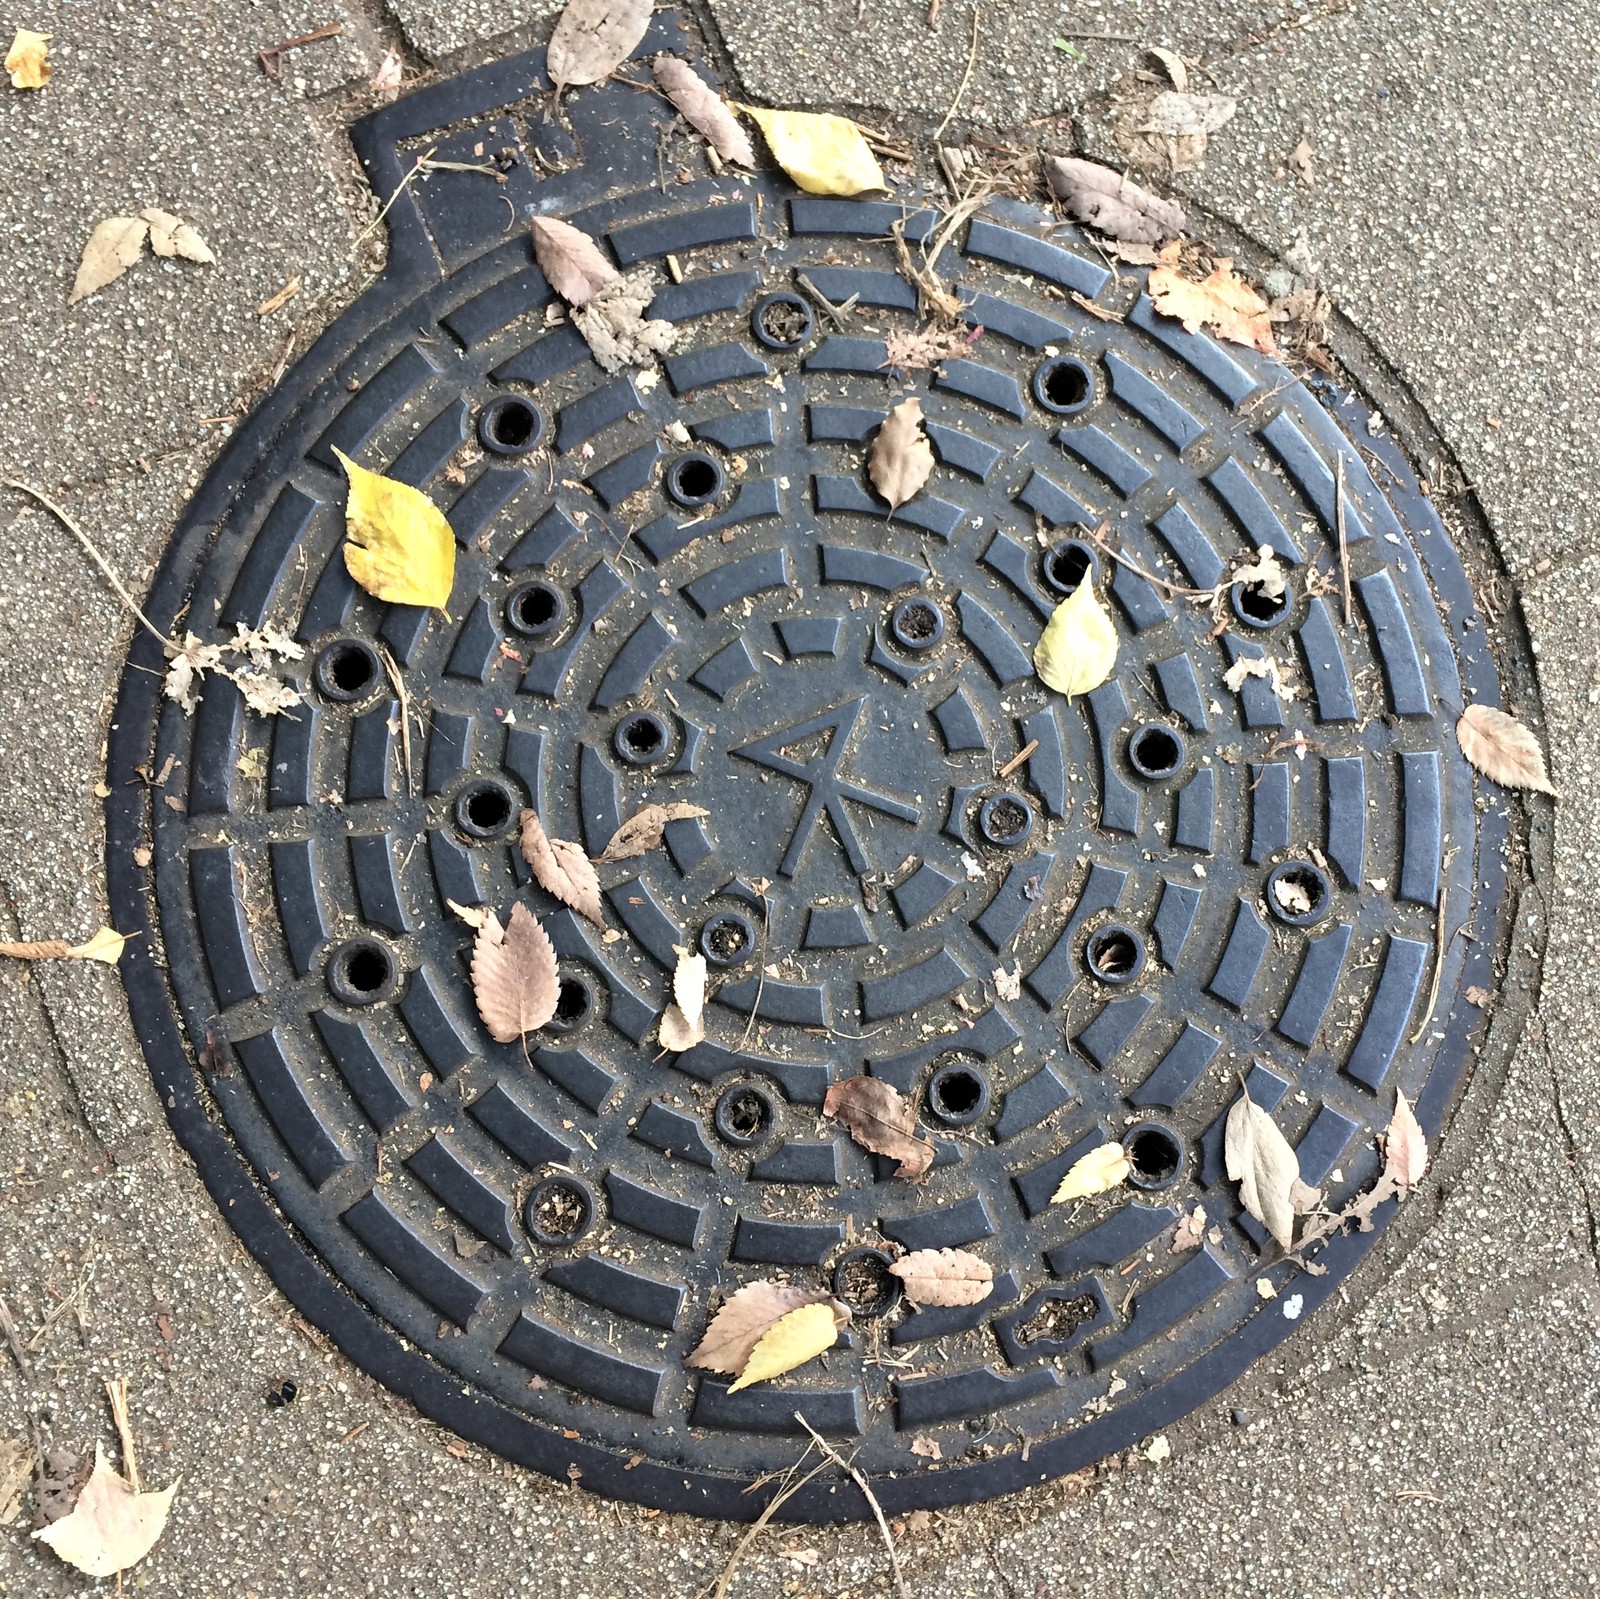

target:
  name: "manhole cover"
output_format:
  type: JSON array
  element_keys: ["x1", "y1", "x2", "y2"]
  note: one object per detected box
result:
[{"x1": 108, "y1": 20, "x2": 1535, "y2": 1520}]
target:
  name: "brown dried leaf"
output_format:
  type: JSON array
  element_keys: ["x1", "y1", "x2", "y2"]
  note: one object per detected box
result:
[
  {"x1": 1171, "y1": 1204, "x2": 1206, "y2": 1252},
  {"x1": 1288, "y1": 139, "x2": 1316, "y2": 186},
  {"x1": 868, "y1": 397, "x2": 935, "y2": 511},
  {"x1": 1464, "y1": 984, "x2": 1494, "y2": 1008},
  {"x1": 6, "y1": 28, "x2": 51, "y2": 89},
  {"x1": 596, "y1": 801, "x2": 709, "y2": 862},
  {"x1": 1456, "y1": 703, "x2": 1555, "y2": 796},
  {"x1": 530, "y1": 214, "x2": 620, "y2": 307},
  {"x1": 370, "y1": 48, "x2": 404, "y2": 97},
  {"x1": 140, "y1": 207, "x2": 215, "y2": 264},
  {"x1": 547, "y1": 0, "x2": 652, "y2": 91},
  {"x1": 1045, "y1": 156, "x2": 1186, "y2": 248},
  {"x1": 31, "y1": 1444, "x2": 176, "y2": 1578},
  {"x1": 1138, "y1": 90, "x2": 1236, "y2": 137},
  {"x1": 887, "y1": 1247, "x2": 993, "y2": 1308},
  {"x1": 909, "y1": 1435, "x2": 942, "y2": 1460},
  {"x1": 658, "y1": 945, "x2": 707, "y2": 1052},
  {"x1": 1148, "y1": 257, "x2": 1277, "y2": 355},
  {"x1": 470, "y1": 904, "x2": 559, "y2": 1042},
  {"x1": 0, "y1": 1437, "x2": 32, "y2": 1527},
  {"x1": 824, "y1": 1075, "x2": 933, "y2": 1180},
  {"x1": 881, "y1": 321, "x2": 974, "y2": 372},
  {"x1": 652, "y1": 55, "x2": 755, "y2": 166},
  {"x1": 519, "y1": 809, "x2": 604, "y2": 925},
  {"x1": 69, "y1": 216, "x2": 148, "y2": 305},
  {"x1": 687, "y1": 1281, "x2": 831, "y2": 1375},
  {"x1": 1225, "y1": 1086, "x2": 1299, "y2": 1249},
  {"x1": 1382, "y1": 1089, "x2": 1428, "y2": 1193}
]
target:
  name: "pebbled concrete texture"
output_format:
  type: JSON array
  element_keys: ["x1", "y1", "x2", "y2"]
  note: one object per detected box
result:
[{"x1": 0, "y1": 0, "x2": 1595, "y2": 1595}]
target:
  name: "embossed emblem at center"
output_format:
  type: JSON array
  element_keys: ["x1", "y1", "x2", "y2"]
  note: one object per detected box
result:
[{"x1": 731, "y1": 696, "x2": 920, "y2": 877}]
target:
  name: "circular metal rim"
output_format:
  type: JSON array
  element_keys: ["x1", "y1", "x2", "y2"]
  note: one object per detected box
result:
[
  {"x1": 101, "y1": 38, "x2": 1540, "y2": 1527},
  {"x1": 477, "y1": 392, "x2": 547, "y2": 456}
]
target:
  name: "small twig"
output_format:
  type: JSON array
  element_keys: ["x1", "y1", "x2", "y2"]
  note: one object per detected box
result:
[
  {"x1": 356, "y1": 145, "x2": 438, "y2": 248},
  {"x1": 3, "y1": 480, "x2": 177, "y2": 650},
  {"x1": 997, "y1": 739, "x2": 1039, "y2": 779},
  {"x1": 376, "y1": 643, "x2": 414, "y2": 797},
  {"x1": 927, "y1": 0, "x2": 942, "y2": 24},
  {"x1": 1408, "y1": 876, "x2": 1455, "y2": 1046},
  {"x1": 796, "y1": 271, "x2": 856, "y2": 329},
  {"x1": 105, "y1": 1376, "x2": 140, "y2": 1492},
  {"x1": 1055, "y1": 27, "x2": 1139, "y2": 39},
  {"x1": 258, "y1": 22, "x2": 344, "y2": 79},
  {"x1": 419, "y1": 158, "x2": 509, "y2": 182},
  {"x1": 737, "y1": 893, "x2": 772, "y2": 1054},
  {"x1": 0, "y1": 1292, "x2": 30, "y2": 1377},
  {"x1": 1088, "y1": 522, "x2": 1212, "y2": 598},
  {"x1": 933, "y1": 4, "x2": 982, "y2": 143},
  {"x1": 1335, "y1": 452, "x2": 1353, "y2": 626},
  {"x1": 705, "y1": 1451, "x2": 829, "y2": 1599},
  {"x1": 792, "y1": 1414, "x2": 908, "y2": 1599}
]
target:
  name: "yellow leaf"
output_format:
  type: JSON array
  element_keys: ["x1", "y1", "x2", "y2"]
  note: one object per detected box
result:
[
  {"x1": 1051, "y1": 1142, "x2": 1132, "y2": 1204},
  {"x1": 65, "y1": 927, "x2": 129, "y2": 964},
  {"x1": 5, "y1": 29, "x2": 51, "y2": 89},
  {"x1": 334, "y1": 449, "x2": 456, "y2": 609},
  {"x1": 726, "y1": 1301, "x2": 846, "y2": 1392},
  {"x1": 735, "y1": 105, "x2": 885, "y2": 196},
  {"x1": 1035, "y1": 578, "x2": 1117, "y2": 698}
]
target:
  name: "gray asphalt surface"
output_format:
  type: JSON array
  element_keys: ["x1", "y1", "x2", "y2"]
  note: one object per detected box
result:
[{"x1": 0, "y1": 0, "x2": 1595, "y2": 1595}]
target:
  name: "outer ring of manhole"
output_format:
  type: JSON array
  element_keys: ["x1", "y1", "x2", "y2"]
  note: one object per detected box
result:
[{"x1": 104, "y1": 18, "x2": 1544, "y2": 1523}]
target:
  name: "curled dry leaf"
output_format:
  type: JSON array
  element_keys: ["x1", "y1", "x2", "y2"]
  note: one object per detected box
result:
[
  {"x1": 546, "y1": 0, "x2": 652, "y2": 91},
  {"x1": 69, "y1": 216, "x2": 148, "y2": 305},
  {"x1": 446, "y1": 898, "x2": 491, "y2": 930},
  {"x1": 881, "y1": 321, "x2": 977, "y2": 372},
  {"x1": 0, "y1": 927, "x2": 128, "y2": 964},
  {"x1": 1035, "y1": 579, "x2": 1118, "y2": 699},
  {"x1": 1171, "y1": 1204, "x2": 1207, "y2": 1252},
  {"x1": 1225, "y1": 1087, "x2": 1299, "y2": 1249},
  {"x1": 887, "y1": 1247, "x2": 993, "y2": 1308},
  {"x1": 652, "y1": 54, "x2": 755, "y2": 166},
  {"x1": 519, "y1": 809, "x2": 604, "y2": 925},
  {"x1": 1383, "y1": 1089, "x2": 1428, "y2": 1193},
  {"x1": 1223, "y1": 653, "x2": 1297, "y2": 702},
  {"x1": 657, "y1": 944, "x2": 708, "y2": 1053},
  {"x1": 868, "y1": 397, "x2": 935, "y2": 510},
  {"x1": 370, "y1": 48, "x2": 404, "y2": 97},
  {"x1": 1051, "y1": 1142, "x2": 1132, "y2": 1204},
  {"x1": 530, "y1": 215, "x2": 619, "y2": 307},
  {"x1": 736, "y1": 105, "x2": 885, "y2": 196},
  {"x1": 727, "y1": 1300, "x2": 848, "y2": 1392},
  {"x1": 823, "y1": 1075, "x2": 933, "y2": 1181},
  {"x1": 1138, "y1": 90, "x2": 1237, "y2": 138},
  {"x1": 688, "y1": 1281, "x2": 833, "y2": 1375},
  {"x1": 909, "y1": 1435, "x2": 942, "y2": 1460},
  {"x1": 334, "y1": 448, "x2": 456, "y2": 608},
  {"x1": 1148, "y1": 256, "x2": 1277, "y2": 355},
  {"x1": 596, "y1": 801, "x2": 709, "y2": 862},
  {"x1": 992, "y1": 963, "x2": 1022, "y2": 1002},
  {"x1": 470, "y1": 903, "x2": 560, "y2": 1042},
  {"x1": 1456, "y1": 703, "x2": 1555, "y2": 796},
  {"x1": 1045, "y1": 156, "x2": 1186, "y2": 248},
  {"x1": 572, "y1": 270, "x2": 677, "y2": 372},
  {"x1": 5, "y1": 28, "x2": 50, "y2": 89},
  {"x1": 141, "y1": 207, "x2": 215, "y2": 264},
  {"x1": 31, "y1": 1444, "x2": 176, "y2": 1579},
  {"x1": 1231, "y1": 544, "x2": 1288, "y2": 600}
]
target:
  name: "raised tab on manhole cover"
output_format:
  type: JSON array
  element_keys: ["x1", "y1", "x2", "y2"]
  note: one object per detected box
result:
[{"x1": 107, "y1": 19, "x2": 1536, "y2": 1521}]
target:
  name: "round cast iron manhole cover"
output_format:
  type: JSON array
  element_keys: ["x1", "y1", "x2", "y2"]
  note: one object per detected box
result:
[{"x1": 107, "y1": 22, "x2": 1536, "y2": 1520}]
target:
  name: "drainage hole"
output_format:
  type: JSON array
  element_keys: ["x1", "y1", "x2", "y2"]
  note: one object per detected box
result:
[
  {"x1": 1127, "y1": 724, "x2": 1184, "y2": 780},
  {"x1": 478, "y1": 394, "x2": 545, "y2": 455},
  {"x1": 978, "y1": 792, "x2": 1034, "y2": 849},
  {"x1": 1016, "y1": 1292, "x2": 1099, "y2": 1346},
  {"x1": 927, "y1": 1062, "x2": 989, "y2": 1126},
  {"x1": 1124, "y1": 1123, "x2": 1184, "y2": 1187},
  {"x1": 1231, "y1": 576, "x2": 1292, "y2": 628},
  {"x1": 1085, "y1": 924, "x2": 1146, "y2": 984},
  {"x1": 700, "y1": 911, "x2": 755, "y2": 967},
  {"x1": 327, "y1": 938, "x2": 397, "y2": 1005},
  {"x1": 526, "y1": 1177, "x2": 593, "y2": 1246},
  {"x1": 832, "y1": 1248, "x2": 900, "y2": 1318},
  {"x1": 314, "y1": 639, "x2": 380, "y2": 701},
  {"x1": 1042, "y1": 538, "x2": 1097, "y2": 596},
  {"x1": 714, "y1": 1084, "x2": 775, "y2": 1145},
  {"x1": 666, "y1": 452, "x2": 723, "y2": 507},
  {"x1": 550, "y1": 976, "x2": 593, "y2": 1030},
  {"x1": 752, "y1": 291, "x2": 815, "y2": 350},
  {"x1": 506, "y1": 580, "x2": 565, "y2": 639},
  {"x1": 1033, "y1": 356, "x2": 1095, "y2": 415},
  {"x1": 1267, "y1": 860, "x2": 1331, "y2": 924},
  {"x1": 612, "y1": 710, "x2": 670, "y2": 766},
  {"x1": 454, "y1": 780, "x2": 516, "y2": 839},
  {"x1": 889, "y1": 598, "x2": 945, "y2": 651}
]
